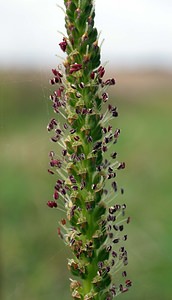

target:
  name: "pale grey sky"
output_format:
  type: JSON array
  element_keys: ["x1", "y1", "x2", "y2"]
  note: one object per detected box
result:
[{"x1": 0, "y1": 0, "x2": 172, "y2": 70}]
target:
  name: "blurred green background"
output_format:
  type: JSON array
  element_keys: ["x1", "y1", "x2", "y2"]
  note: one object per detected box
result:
[{"x1": 1, "y1": 69, "x2": 172, "y2": 300}]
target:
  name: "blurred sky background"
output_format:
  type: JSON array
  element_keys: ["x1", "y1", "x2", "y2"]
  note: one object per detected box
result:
[{"x1": 0, "y1": 0, "x2": 172, "y2": 70}]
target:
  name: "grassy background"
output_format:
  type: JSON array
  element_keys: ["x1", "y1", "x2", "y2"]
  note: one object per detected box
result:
[{"x1": 1, "y1": 69, "x2": 172, "y2": 300}]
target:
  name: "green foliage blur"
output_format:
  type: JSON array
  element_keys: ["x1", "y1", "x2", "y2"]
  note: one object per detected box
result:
[{"x1": 1, "y1": 70, "x2": 172, "y2": 300}]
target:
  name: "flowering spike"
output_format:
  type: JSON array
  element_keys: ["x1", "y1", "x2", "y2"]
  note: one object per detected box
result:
[{"x1": 47, "y1": 1, "x2": 131, "y2": 299}]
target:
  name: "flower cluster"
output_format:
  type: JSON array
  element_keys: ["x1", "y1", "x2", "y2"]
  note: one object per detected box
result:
[{"x1": 47, "y1": 1, "x2": 131, "y2": 299}]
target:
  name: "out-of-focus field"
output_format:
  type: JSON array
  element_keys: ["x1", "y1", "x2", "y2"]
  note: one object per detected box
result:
[{"x1": 1, "y1": 70, "x2": 172, "y2": 300}]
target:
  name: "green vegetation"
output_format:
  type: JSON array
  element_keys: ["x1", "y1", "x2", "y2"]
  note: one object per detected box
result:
[{"x1": 1, "y1": 71, "x2": 172, "y2": 300}]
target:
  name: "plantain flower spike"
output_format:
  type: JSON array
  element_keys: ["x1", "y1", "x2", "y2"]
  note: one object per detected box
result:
[{"x1": 47, "y1": 1, "x2": 132, "y2": 299}]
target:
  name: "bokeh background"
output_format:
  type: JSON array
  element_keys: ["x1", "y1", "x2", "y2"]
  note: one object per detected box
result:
[{"x1": 1, "y1": 1, "x2": 172, "y2": 299}]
